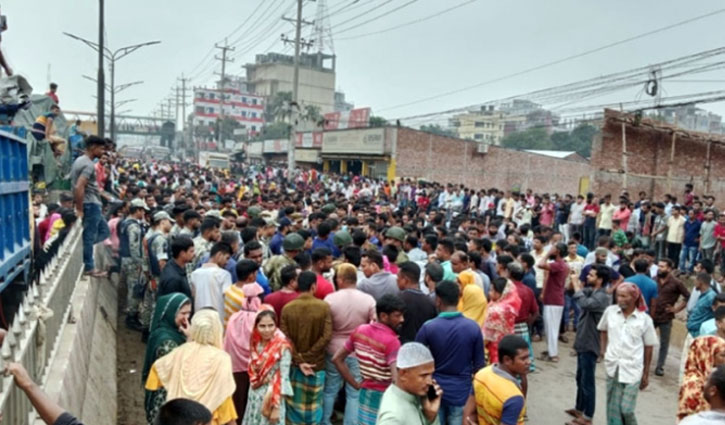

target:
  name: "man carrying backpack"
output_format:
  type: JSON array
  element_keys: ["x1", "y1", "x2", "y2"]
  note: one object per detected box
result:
[
  {"x1": 120, "y1": 198, "x2": 149, "y2": 331},
  {"x1": 140, "y1": 210, "x2": 174, "y2": 341}
]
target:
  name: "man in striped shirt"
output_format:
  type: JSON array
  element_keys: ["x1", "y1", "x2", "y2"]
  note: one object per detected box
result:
[
  {"x1": 332, "y1": 294, "x2": 405, "y2": 425},
  {"x1": 223, "y1": 259, "x2": 259, "y2": 325}
]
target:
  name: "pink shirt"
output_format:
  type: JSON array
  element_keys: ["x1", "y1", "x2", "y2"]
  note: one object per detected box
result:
[
  {"x1": 539, "y1": 203, "x2": 555, "y2": 226},
  {"x1": 613, "y1": 207, "x2": 631, "y2": 231},
  {"x1": 344, "y1": 323, "x2": 400, "y2": 391},
  {"x1": 324, "y1": 288, "x2": 376, "y2": 356}
]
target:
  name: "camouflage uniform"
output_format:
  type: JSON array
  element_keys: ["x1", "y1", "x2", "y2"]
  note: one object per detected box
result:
[
  {"x1": 140, "y1": 228, "x2": 170, "y2": 328},
  {"x1": 122, "y1": 219, "x2": 145, "y2": 315},
  {"x1": 263, "y1": 254, "x2": 297, "y2": 292}
]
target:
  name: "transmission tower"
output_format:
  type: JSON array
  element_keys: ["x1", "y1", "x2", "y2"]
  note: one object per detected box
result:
[{"x1": 312, "y1": 0, "x2": 335, "y2": 53}]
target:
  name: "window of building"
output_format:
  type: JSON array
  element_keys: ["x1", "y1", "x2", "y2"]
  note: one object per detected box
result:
[
  {"x1": 209, "y1": 93, "x2": 215, "y2": 100},
  {"x1": 241, "y1": 111, "x2": 247, "y2": 117},
  {"x1": 242, "y1": 97, "x2": 247, "y2": 103},
  {"x1": 251, "y1": 126, "x2": 256, "y2": 131},
  {"x1": 251, "y1": 112, "x2": 257, "y2": 118},
  {"x1": 474, "y1": 134, "x2": 483, "y2": 140},
  {"x1": 207, "y1": 107, "x2": 215, "y2": 114},
  {"x1": 474, "y1": 122, "x2": 484, "y2": 128},
  {"x1": 195, "y1": 106, "x2": 205, "y2": 114},
  {"x1": 252, "y1": 98, "x2": 258, "y2": 105}
]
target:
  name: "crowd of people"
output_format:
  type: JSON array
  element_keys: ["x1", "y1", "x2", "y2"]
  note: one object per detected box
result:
[{"x1": 20, "y1": 134, "x2": 725, "y2": 425}]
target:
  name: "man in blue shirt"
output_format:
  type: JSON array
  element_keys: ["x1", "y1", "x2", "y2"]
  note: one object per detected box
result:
[
  {"x1": 268, "y1": 217, "x2": 291, "y2": 256},
  {"x1": 680, "y1": 209, "x2": 702, "y2": 273},
  {"x1": 624, "y1": 259, "x2": 658, "y2": 311},
  {"x1": 688, "y1": 272, "x2": 718, "y2": 336},
  {"x1": 416, "y1": 280, "x2": 485, "y2": 425}
]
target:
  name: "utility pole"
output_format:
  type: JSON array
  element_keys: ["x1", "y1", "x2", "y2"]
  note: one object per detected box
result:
[
  {"x1": 214, "y1": 40, "x2": 235, "y2": 150},
  {"x1": 282, "y1": 0, "x2": 314, "y2": 175},
  {"x1": 97, "y1": 0, "x2": 105, "y2": 138},
  {"x1": 178, "y1": 75, "x2": 190, "y2": 132}
]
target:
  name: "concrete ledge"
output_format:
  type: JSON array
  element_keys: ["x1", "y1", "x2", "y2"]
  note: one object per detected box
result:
[{"x1": 37, "y1": 274, "x2": 117, "y2": 425}]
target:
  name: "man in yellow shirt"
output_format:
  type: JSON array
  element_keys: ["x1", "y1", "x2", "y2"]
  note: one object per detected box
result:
[
  {"x1": 666, "y1": 206, "x2": 686, "y2": 265},
  {"x1": 463, "y1": 335, "x2": 531, "y2": 425}
]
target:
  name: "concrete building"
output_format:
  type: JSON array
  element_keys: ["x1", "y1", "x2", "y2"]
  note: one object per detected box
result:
[
  {"x1": 335, "y1": 91, "x2": 354, "y2": 112},
  {"x1": 653, "y1": 105, "x2": 723, "y2": 134},
  {"x1": 245, "y1": 52, "x2": 337, "y2": 113},
  {"x1": 450, "y1": 105, "x2": 506, "y2": 145},
  {"x1": 192, "y1": 87, "x2": 265, "y2": 135}
]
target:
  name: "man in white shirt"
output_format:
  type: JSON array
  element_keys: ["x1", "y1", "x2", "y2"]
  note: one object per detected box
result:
[
  {"x1": 569, "y1": 195, "x2": 586, "y2": 238},
  {"x1": 598, "y1": 282, "x2": 658, "y2": 425},
  {"x1": 597, "y1": 194, "x2": 617, "y2": 237},
  {"x1": 190, "y1": 242, "x2": 233, "y2": 322}
]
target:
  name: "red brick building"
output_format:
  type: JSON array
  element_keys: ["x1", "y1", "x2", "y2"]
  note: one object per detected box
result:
[
  {"x1": 590, "y1": 109, "x2": 725, "y2": 201},
  {"x1": 315, "y1": 126, "x2": 591, "y2": 195}
]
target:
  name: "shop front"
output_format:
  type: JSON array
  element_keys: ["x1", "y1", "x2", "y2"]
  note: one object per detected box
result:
[{"x1": 320, "y1": 127, "x2": 396, "y2": 180}]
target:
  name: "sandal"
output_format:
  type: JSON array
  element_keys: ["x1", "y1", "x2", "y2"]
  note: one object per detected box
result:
[{"x1": 565, "y1": 409, "x2": 582, "y2": 419}]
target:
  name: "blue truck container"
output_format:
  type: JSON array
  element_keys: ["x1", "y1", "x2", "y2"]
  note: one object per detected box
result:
[{"x1": 0, "y1": 126, "x2": 31, "y2": 291}]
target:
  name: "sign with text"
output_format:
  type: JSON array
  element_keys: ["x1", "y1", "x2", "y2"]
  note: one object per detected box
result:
[
  {"x1": 263, "y1": 139, "x2": 288, "y2": 153},
  {"x1": 324, "y1": 107, "x2": 371, "y2": 130},
  {"x1": 322, "y1": 128, "x2": 385, "y2": 155}
]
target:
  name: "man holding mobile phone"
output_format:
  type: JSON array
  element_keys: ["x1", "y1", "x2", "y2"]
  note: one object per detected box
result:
[{"x1": 376, "y1": 342, "x2": 443, "y2": 425}]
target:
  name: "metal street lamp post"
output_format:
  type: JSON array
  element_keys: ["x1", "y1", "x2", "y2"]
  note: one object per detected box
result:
[{"x1": 64, "y1": 31, "x2": 159, "y2": 140}]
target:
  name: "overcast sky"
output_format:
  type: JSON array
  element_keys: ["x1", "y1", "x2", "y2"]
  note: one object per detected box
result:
[{"x1": 9, "y1": 0, "x2": 725, "y2": 126}]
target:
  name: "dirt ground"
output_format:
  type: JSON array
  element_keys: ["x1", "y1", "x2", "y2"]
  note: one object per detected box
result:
[
  {"x1": 527, "y1": 330, "x2": 681, "y2": 425},
  {"x1": 115, "y1": 274, "x2": 147, "y2": 425}
]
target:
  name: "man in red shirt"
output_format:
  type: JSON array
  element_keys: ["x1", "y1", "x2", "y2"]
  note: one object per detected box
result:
[
  {"x1": 536, "y1": 243, "x2": 569, "y2": 362},
  {"x1": 312, "y1": 247, "x2": 335, "y2": 299},
  {"x1": 508, "y1": 261, "x2": 539, "y2": 372},
  {"x1": 46, "y1": 83, "x2": 59, "y2": 104},
  {"x1": 263, "y1": 264, "x2": 299, "y2": 318}
]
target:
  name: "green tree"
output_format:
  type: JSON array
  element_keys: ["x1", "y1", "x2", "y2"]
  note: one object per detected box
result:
[
  {"x1": 369, "y1": 116, "x2": 388, "y2": 127},
  {"x1": 301, "y1": 104, "x2": 323, "y2": 125},
  {"x1": 255, "y1": 122, "x2": 290, "y2": 141},
  {"x1": 420, "y1": 124, "x2": 456, "y2": 137},
  {"x1": 264, "y1": 91, "x2": 293, "y2": 122},
  {"x1": 500, "y1": 127, "x2": 552, "y2": 150}
]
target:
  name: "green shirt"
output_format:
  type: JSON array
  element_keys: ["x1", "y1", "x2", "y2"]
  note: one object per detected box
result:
[{"x1": 376, "y1": 384, "x2": 440, "y2": 425}]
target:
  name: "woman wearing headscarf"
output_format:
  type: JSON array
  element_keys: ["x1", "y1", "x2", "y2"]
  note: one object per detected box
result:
[
  {"x1": 142, "y1": 292, "x2": 192, "y2": 424},
  {"x1": 145, "y1": 308, "x2": 238, "y2": 425},
  {"x1": 243, "y1": 309, "x2": 293, "y2": 425},
  {"x1": 457, "y1": 270, "x2": 488, "y2": 326},
  {"x1": 677, "y1": 336, "x2": 725, "y2": 422},
  {"x1": 484, "y1": 277, "x2": 522, "y2": 364},
  {"x1": 223, "y1": 282, "x2": 266, "y2": 423}
]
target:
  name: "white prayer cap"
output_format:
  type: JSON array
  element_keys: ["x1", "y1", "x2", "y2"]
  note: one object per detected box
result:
[{"x1": 397, "y1": 342, "x2": 434, "y2": 369}]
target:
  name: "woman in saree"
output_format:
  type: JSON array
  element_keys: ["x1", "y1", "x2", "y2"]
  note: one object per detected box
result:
[
  {"x1": 483, "y1": 277, "x2": 522, "y2": 364},
  {"x1": 242, "y1": 309, "x2": 293, "y2": 425},
  {"x1": 146, "y1": 308, "x2": 238, "y2": 425},
  {"x1": 457, "y1": 270, "x2": 488, "y2": 326},
  {"x1": 677, "y1": 335, "x2": 725, "y2": 422},
  {"x1": 142, "y1": 292, "x2": 191, "y2": 425}
]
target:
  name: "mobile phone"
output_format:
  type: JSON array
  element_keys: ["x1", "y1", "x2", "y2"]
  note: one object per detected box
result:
[{"x1": 427, "y1": 384, "x2": 438, "y2": 401}]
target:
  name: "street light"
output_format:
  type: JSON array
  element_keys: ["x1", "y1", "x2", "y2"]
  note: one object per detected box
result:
[
  {"x1": 64, "y1": 31, "x2": 160, "y2": 141},
  {"x1": 83, "y1": 75, "x2": 143, "y2": 95}
]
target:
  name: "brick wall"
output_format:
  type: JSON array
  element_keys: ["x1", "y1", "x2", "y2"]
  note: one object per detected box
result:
[
  {"x1": 590, "y1": 109, "x2": 725, "y2": 201},
  {"x1": 394, "y1": 127, "x2": 592, "y2": 195}
]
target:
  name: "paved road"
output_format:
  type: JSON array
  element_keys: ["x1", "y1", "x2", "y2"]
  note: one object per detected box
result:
[{"x1": 526, "y1": 332, "x2": 681, "y2": 425}]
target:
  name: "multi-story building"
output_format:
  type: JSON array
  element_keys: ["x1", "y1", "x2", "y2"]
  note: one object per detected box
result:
[
  {"x1": 450, "y1": 105, "x2": 506, "y2": 145},
  {"x1": 654, "y1": 105, "x2": 723, "y2": 134},
  {"x1": 192, "y1": 86, "x2": 265, "y2": 135},
  {"x1": 245, "y1": 52, "x2": 337, "y2": 113},
  {"x1": 334, "y1": 91, "x2": 354, "y2": 112}
]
